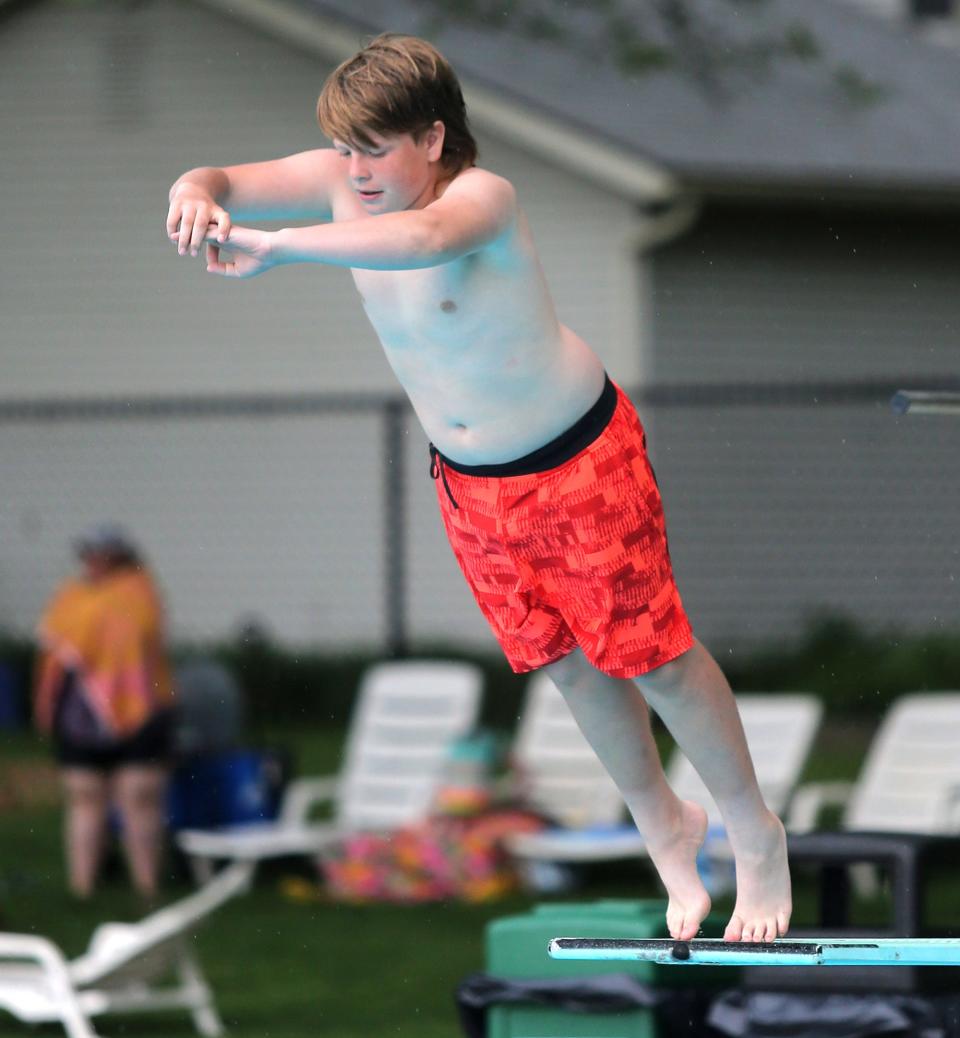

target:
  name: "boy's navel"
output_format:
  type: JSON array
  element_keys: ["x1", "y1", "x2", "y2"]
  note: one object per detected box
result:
[{"x1": 440, "y1": 299, "x2": 458, "y2": 314}]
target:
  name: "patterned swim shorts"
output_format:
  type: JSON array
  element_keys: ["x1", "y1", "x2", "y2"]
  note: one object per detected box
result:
[{"x1": 429, "y1": 376, "x2": 693, "y2": 679}]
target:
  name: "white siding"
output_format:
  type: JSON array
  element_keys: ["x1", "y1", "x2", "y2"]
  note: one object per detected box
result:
[
  {"x1": 0, "y1": 411, "x2": 383, "y2": 644},
  {"x1": 1, "y1": 1, "x2": 385, "y2": 399}
]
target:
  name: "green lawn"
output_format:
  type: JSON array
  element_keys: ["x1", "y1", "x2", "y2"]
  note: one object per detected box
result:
[
  {"x1": 0, "y1": 725, "x2": 540, "y2": 1038},
  {"x1": 1, "y1": 721, "x2": 958, "y2": 1038}
]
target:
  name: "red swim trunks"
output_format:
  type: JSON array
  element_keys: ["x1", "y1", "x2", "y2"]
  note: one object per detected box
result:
[{"x1": 430, "y1": 377, "x2": 693, "y2": 679}]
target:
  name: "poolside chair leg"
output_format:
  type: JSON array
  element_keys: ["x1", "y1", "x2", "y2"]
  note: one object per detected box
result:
[
  {"x1": 56, "y1": 1001, "x2": 102, "y2": 1038},
  {"x1": 188, "y1": 854, "x2": 216, "y2": 885},
  {"x1": 192, "y1": 1002, "x2": 225, "y2": 1037},
  {"x1": 177, "y1": 945, "x2": 224, "y2": 1037},
  {"x1": 850, "y1": 861, "x2": 881, "y2": 899}
]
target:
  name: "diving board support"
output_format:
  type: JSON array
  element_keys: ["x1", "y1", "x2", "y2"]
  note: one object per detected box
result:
[{"x1": 549, "y1": 937, "x2": 960, "y2": 967}]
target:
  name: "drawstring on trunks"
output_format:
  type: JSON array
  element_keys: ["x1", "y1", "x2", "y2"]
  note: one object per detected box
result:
[{"x1": 429, "y1": 444, "x2": 459, "y2": 509}]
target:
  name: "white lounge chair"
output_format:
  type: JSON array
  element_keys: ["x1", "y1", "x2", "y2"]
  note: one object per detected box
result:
[
  {"x1": 788, "y1": 691, "x2": 960, "y2": 834},
  {"x1": 506, "y1": 679, "x2": 823, "y2": 868},
  {"x1": 780, "y1": 692, "x2": 960, "y2": 927},
  {"x1": 0, "y1": 861, "x2": 251, "y2": 1038},
  {"x1": 177, "y1": 659, "x2": 483, "y2": 880}
]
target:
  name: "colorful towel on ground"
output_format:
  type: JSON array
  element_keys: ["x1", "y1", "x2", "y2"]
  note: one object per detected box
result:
[
  {"x1": 35, "y1": 567, "x2": 174, "y2": 737},
  {"x1": 322, "y1": 809, "x2": 546, "y2": 903}
]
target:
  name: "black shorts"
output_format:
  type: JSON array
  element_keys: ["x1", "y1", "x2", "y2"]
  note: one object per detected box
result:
[{"x1": 55, "y1": 710, "x2": 175, "y2": 771}]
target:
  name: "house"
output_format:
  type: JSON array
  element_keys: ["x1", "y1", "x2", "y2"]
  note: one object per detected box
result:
[{"x1": 1, "y1": 0, "x2": 957, "y2": 653}]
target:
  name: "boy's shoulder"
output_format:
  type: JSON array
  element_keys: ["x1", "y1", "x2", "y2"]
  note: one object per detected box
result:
[{"x1": 439, "y1": 166, "x2": 516, "y2": 206}]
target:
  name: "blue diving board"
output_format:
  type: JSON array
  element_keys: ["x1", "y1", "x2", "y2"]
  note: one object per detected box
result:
[{"x1": 549, "y1": 937, "x2": 960, "y2": 967}]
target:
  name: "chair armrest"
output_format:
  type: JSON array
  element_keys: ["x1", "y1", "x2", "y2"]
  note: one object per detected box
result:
[
  {"x1": 0, "y1": 934, "x2": 77, "y2": 995},
  {"x1": 279, "y1": 776, "x2": 340, "y2": 825},
  {"x1": 786, "y1": 780, "x2": 854, "y2": 833},
  {"x1": 0, "y1": 934, "x2": 101, "y2": 1038},
  {"x1": 0, "y1": 934, "x2": 67, "y2": 969}
]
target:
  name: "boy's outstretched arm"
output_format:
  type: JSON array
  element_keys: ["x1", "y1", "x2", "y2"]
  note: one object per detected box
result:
[
  {"x1": 166, "y1": 150, "x2": 340, "y2": 258},
  {"x1": 201, "y1": 171, "x2": 517, "y2": 278}
]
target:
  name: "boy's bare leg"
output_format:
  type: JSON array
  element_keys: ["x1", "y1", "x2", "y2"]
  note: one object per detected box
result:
[
  {"x1": 632, "y1": 639, "x2": 791, "y2": 942},
  {"x1": 545, "y1": 642, "x2": 791, "y2": 943},
  {"x1": 544, "y1": 651, "x2": 712, "y2": 942}
]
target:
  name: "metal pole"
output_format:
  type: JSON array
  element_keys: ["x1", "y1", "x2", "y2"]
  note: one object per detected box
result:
[{"x1": 383, "y1": 401, "x2": 407, "y2": 657}]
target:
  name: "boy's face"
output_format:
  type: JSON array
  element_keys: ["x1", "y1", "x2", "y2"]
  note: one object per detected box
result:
[{"x1": 333, "y1": 122, "x2": 445, "y2": 214}]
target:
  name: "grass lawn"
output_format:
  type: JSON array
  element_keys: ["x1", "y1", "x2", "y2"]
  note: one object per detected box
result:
[{"x1": 2, "y1": 721, "x2": 959, "y2": 1038}]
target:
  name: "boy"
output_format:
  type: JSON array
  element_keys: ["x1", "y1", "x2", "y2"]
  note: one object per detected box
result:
[{"x1": 167, "y1": 33, "x2": 790, "y2": 942}]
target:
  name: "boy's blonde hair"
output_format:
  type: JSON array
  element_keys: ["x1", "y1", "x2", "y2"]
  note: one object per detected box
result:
[{"x1": 317, "y1": 34, "x2": 478, "y2": 174}]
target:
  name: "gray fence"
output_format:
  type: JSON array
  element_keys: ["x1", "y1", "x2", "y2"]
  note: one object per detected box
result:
[{"x1": 3, "y1": 376, "x2": 958, "y2": 654}]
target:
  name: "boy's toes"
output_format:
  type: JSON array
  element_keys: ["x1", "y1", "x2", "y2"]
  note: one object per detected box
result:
[
  {"x1": 726, "y1": 910, "x2": 789, "y2": 943},
  {"x1": 723, "y1": 914, "x2": 744, "y2": 942},
  {"x1": 667, "y1": 907, "x2": 699, "y2": 942},
  {"x1": 679, "y1": 913, "x2": 700, "y2": 942}
]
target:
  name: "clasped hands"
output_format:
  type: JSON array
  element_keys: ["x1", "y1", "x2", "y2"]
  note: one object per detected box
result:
[{"x1": 166, "y1": 190, "x2": 273, "y2": 278}]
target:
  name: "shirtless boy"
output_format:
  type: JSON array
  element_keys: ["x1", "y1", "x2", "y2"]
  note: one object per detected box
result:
[{"x1": 166, "y1": 33, "x2": 790, "y2": 943}]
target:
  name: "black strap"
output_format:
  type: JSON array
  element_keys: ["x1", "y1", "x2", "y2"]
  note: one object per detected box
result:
[{"x1": 429, "y1": 444, "x2": 459, "y2": 509}]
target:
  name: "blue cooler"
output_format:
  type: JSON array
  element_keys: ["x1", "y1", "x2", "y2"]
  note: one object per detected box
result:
[{"x1": 168, "y1": 749, "x2": 286, "y2": 830}]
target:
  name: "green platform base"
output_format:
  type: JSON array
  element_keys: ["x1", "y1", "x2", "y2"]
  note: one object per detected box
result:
[{"x1": 485, "y1": 900, "x2": 738, "y2": 1038}]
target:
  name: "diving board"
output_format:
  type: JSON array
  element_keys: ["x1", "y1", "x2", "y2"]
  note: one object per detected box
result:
[{"x1": 549, "y1": 937, "x2": 960, "y2": 967}]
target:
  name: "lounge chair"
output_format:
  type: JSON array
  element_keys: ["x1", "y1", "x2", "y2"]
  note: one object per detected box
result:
[
  {"x1": 0, "y1": 861, "x2": 251, "y2": 1038},
  {"x1": 788, "y1": 691, "x2": 960, "y2": 834},
  {"x1": 783, "y1": 691, "x2": 960, "y2": 925},
  {"x1": 177, "y1": 659, "x2": 483, "y2": 880},
  {"x1": 749, "y1": 693, "x2": 960, "y2": 989}
]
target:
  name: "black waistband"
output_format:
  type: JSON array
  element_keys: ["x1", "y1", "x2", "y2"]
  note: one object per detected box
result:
[{"x1": 432, "y1": 374, "x2": 617, "y2": 478}]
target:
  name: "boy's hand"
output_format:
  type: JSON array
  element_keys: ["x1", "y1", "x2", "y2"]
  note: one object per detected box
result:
[
  {"x1": 202, "y1": 225, "x2": 274, "y2": 279},
  {"x1": 166, "y1": 183, "x2": 232, "y2": 257}
]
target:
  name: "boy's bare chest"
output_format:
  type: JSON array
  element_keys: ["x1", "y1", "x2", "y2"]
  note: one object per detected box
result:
[{"x1": 350, "y1": 255, "x2": 506, "y2": 348}]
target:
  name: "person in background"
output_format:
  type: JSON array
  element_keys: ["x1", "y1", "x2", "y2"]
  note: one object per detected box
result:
[{"x1": 34, "y1": 523, "x2": 175, "y2": 900}]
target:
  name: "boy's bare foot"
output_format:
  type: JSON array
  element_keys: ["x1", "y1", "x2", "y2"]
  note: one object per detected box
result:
[
  {"x1": 724, "y1": 811, "x2": 791, "y2": 943},
  {"x1": 644, "y1": 799, "x2": 712, "y2": 942}
]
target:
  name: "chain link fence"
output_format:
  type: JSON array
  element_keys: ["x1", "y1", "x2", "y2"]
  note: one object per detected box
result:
[{"x1": 3, "y1": 378, "x2": 957, "y2": 655}]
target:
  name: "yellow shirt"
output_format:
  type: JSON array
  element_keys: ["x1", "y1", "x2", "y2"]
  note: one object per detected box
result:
[{"x1": 35, "y1": 567, "x2": 174, "y2": 736}]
